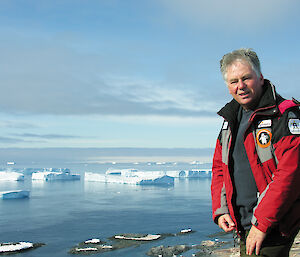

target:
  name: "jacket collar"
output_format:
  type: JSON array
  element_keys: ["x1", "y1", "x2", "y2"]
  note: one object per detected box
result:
[{"x1": 218, "y1": 79, "x2": 281, "y2": 119}]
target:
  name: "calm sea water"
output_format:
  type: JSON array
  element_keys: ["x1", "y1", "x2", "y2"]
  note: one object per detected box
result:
[{"x1": 0, "y1": 162, "x2": 226, "y2": 257}]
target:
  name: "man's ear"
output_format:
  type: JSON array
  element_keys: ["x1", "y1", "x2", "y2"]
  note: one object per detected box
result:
[{"x1": 259, "y1": 74, "x2": 264, "y2": 85}]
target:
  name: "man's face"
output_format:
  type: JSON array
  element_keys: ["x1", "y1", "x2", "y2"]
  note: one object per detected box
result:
[{"x1": 225, "y1": 60, "x2": 264, "y2": 110}]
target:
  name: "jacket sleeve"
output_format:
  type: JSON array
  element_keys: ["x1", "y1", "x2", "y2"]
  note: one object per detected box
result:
[
  {"x1": 252, "y1": 109, "x2": 300, "y2": 234},
  {"x1": 211, "y1": 134, "x2": 229, "y2": 224}
]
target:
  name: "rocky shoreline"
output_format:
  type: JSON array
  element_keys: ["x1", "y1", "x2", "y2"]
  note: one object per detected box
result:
[
  {"x1": 1, "y1": 231, "x2": 298, "y2": 256},
  {"x1": 210, "y1": 231, "x2": 300, "y2": 257}
]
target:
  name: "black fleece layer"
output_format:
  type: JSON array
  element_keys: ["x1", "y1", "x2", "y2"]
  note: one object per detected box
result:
[{"x1": 232, "y1": 108, "x2": 258, "y2": 230}]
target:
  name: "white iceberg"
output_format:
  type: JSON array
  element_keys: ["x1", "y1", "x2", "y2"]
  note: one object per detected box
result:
[
  {"x1": 165, "y1": 169, "x2": 211, "y2": 178},
  {"x1": 0, "y1": 171, "x2": 24, "y2": 181},
  {"x1": 32, "y1": 168, "x2": 80, "y2": 181},
  {"x1": 106, "y1": 168, "x2": 211, "y2": 178},
  {"x1": 0, "y1": 190, "x2": 30, "y2": 200},
  {"x1": 85, "y1": 171, "x2": 174, "y2": 186}
]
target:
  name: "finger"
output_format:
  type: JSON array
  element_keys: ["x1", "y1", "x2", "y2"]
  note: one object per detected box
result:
[
  {"x1": 255, "y1": 241, "x2": 263, "y2": 255},
  {"x1": 225, "y1": 218, "x2": 235, "y2": 228},
  {"x1": 246, "y1": 239, "x2": 255, "y2": 255}
]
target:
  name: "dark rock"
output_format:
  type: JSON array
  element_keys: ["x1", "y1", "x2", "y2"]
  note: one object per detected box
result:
[{"x1": 146, "y1": 244, "x2": 192, "y2": 257}]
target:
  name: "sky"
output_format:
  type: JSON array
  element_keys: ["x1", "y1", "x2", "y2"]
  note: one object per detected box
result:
[{"x1": 0, "y1": 0, "x2": 300, "y2": 155}]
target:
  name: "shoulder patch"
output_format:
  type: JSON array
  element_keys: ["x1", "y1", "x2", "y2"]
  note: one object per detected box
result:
[
  {"x1": 222, "y1": 121, "x2": 228, "y2": 130},
  {"x1": 257, "y1": 119, "x2": 272, "y2": 128},
  {"x1": 256, "y1": 129, "x2": 272, "y2": 148},
  {"x1": 288, "y1": 119, "x2": 300, "y2": 134}
]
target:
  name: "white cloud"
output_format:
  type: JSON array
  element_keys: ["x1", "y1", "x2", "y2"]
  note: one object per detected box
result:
[{"x1": 0, "y1": 37, "x2": 220, "y2": 117}]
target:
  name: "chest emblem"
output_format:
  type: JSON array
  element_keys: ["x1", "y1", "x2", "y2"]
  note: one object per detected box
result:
[
  {"x1": 257, "y1": 119, "x2": 272, "y2": 128},
  {"x1": 288, "y1": 119, "x2": 300, "y2": 134},
  {"x1": 256, "y1": 129, "x2": 272, "y2": 148}
]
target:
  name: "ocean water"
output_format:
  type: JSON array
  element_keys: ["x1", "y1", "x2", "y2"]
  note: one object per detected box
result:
[{"x1": 0, "y1": 162, "x2": 226, "y2": 257}]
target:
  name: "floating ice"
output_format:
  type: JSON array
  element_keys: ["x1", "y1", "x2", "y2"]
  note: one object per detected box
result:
[
  {"x1": 106, "y1": 168, "x2": 211, "y2": 178},
  {"x1": 0, "y1": 190, "x2": 30, "y2": 200},
  {"x1": 85, "y1": 171, "x2": 174, "y2": 186},
  {"x1": 0, "y1": 171, "x2": 24, "y2": 181},
  {"x1": 32, "y1": 168, "x2": 80, "y2": 181}
]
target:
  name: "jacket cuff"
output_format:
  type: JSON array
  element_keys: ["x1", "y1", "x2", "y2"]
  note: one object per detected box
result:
[{"x1": 251, "y1": 219, "x2": 270, "y2": 233}]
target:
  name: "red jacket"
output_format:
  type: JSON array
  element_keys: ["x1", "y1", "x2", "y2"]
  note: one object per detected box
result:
[{"x1": 211, "y1": 80, "x2": 300, "y2": 235}]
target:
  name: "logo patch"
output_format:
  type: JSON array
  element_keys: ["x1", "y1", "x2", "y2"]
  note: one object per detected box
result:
[
  {"x1": 256, "y1": 129, "x2": 272, "y2": 148},
  {"x1": 288, "y1": 119, "x2": 300, "y2": 134},
  {"x1": 222, "y1": 121, "x2": 228, "y2": 130},
  {"x1": 258, "y1": 119, "x2": 272, "y2": 128}
]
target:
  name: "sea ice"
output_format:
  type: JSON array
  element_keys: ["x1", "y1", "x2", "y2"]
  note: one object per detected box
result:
[
  {"x1": 0, "y1": 190, "x2": 30, "y2": 200},
  {"x1": 32, "y1": 168, "x2": 80, "y2": 181},
  {"x1": 106, "y1": 168, "x2": 211, "y2": 178},
  {"x1": 85, "y1": 171, "x2": 174, "y2": 185}
]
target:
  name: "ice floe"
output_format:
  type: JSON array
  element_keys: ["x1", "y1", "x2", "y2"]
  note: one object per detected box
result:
[
  {"x1": 85, "y1": 171, "x2": 174, "y2": 186},
  {"x1": 0, "y1": 190, "x2": 30, "y2": 200},
  {"x1": 32, "y1": 168, "x2": 80, "y2": 181}
]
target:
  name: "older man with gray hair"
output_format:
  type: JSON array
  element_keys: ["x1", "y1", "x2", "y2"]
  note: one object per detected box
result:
[{"x1": 211, "y1": 48, "x2": 300, "y2": 256}]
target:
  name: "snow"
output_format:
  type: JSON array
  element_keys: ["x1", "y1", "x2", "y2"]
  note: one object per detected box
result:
[
  {"x1": 85, "y1": 172, "x2": 174, "y2": 185},
  {"x1": 85, "y1": 239, "x2": 100, "y2": 244},
  {"x1": 0, "y1": 171, "x2": 24, "y2": 181},
  {"x1": 0, "y1": 242, "x2": 33, "y2": 253},
  {"x1": 180, "y1": 228, "x2": 193, "y2": 233},
  {"x1": 0, "y1": 190, "x2": 30, "y2": 200},
  {"x1": 114, "y1": 234, "x2": 161, "y2": 241},
  {"x1": 75, "y1": 247, "x2": 98, "y2": 252}
]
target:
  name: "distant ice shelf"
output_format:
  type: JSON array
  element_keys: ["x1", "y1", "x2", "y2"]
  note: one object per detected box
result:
[
  {"x1": 32, "y1": 168, "x2": 80, "y2": 181},
  {"x1": 0, "y1": 171, "x2": 24, "y2": 181},
  {"x1": 106, "y1": 168, "x2": 211, "y2": 178},
  {"x1": 0, "y1": 190, "x2": 30, "y2": 200},
  {"x1": 85, "y1": 171, "x2": 174, "y2": 186}
]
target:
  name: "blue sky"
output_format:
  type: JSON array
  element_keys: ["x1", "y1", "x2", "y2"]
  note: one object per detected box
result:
[{"x1": 1, "y1": 0, "x2": 300, "y2": 151}]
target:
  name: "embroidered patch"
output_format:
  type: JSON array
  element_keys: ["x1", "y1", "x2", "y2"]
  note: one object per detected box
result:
[
  {"x1": 256, "y1": 129, "x2": 272, "y2": 148},
  {"x1": 288, "y1": 119, "x2": 300, "y2": 134},
  {"x1": 222, "y1": 121, "x2": 228, "y2": 130},
  {"x1": 257, "y1": 119, "x2": 272, "y2": 128}
]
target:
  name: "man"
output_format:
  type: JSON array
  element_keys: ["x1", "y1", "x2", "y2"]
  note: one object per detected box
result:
[{"x1": 211, "y1": 48, "x2": 300, "y2": 256}]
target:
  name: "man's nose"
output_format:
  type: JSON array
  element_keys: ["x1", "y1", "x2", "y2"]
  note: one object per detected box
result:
[{"x1": 237, "y1": 80, "x2": 246, "y2": 89}]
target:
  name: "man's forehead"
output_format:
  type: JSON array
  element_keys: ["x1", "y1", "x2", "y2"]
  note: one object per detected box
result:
[{"x1": 226, "y1": 61, "x2": 254, "y2": 77}]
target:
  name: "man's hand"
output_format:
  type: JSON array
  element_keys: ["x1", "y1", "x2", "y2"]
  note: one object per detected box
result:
[
  {"x1": 246, "y1": 226, "x2": 266, "y2": 255},
  {"x1": 218, "y1": 214, "x2": 235, "y2": 232}
]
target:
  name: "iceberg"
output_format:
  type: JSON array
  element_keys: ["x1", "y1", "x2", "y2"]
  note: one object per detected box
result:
[
  {"x1": 0, "y1": 190, "x2": 30, "y2": 200},
  {"x1": 32, "y1": 168, "x2": 80, "y2": 181},
  {"x1": 173, "y1": 169, "x2": 212, "y2": 178},
  {"x1": 85, "y1": 171, "x2": 174, "y2": 186},
  {"x1": 106, "y1": 168, "x2": 211, "y2": 178},
  {"x1": 0, "y1": 171, "x2": 24, "y2": 181}
]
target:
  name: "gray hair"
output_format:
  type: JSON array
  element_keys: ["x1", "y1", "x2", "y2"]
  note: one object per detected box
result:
[{"x1": 220, "y1": 48, "x2": 262, "y2": 81}]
